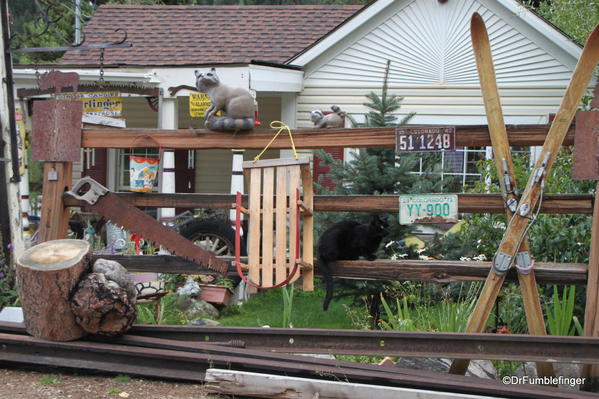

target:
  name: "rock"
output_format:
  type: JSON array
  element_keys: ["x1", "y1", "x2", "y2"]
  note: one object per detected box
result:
[
  {"x1": 175, "y1": 296, "x2": 219, "y2": 320},
  {"x1": 188, "y1": 318, "x2": 220, "y2": 326},
  {"x1": 396, "y1": 358, "x2": 496, "y2": 379},
  {"x1": 93, "y1": 258, "x2": 137, "y2": 304},
  {"x1": 515, "y1": 362, "x2": 583, "y2": 390}
]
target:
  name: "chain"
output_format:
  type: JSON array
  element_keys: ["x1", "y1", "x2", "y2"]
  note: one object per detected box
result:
[{"x1": 98, "y1": 48, "x2": 105, "y2": 87}]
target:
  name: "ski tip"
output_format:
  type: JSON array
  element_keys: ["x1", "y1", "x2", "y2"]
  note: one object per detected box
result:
[
  {"x1": 584, "y1": 23, "x2": 599, "y2": 48},
  {"x1": 470, "y1": 12, "x2": 488, "y2": 40}
]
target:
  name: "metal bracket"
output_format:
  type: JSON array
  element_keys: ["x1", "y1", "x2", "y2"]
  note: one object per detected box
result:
[
  {"x1": 65, "y1": 177, "x2": 109, "y2": 205},
  {"x1": 501, "y1": 158, "x2": 513, "y2": 194},
  {"x1": 515, "y1": 251, "x2": 533, "y2": 274},
  {"x1": 492, "y1": 251, "x2": 512, "y2": 274},
  {"x1": 533, "y1": 152, "x2": 551, "y2": 184},
  {"x1": 506, "y1": 198, "x2": 518, "y2": 213},
  {"x1": 519, "y1": 203, "x2": 531, "y2": 217}
]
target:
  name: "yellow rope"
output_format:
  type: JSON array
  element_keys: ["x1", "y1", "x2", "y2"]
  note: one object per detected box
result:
[{"x1": 254, "y1": 121, "x2": 298, "y2": 161}]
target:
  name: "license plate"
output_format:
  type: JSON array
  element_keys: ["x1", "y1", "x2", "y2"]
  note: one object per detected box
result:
[
  {"x1": 395, "y1": 126, "x2": 456, "y2": 153},
  {"x1": 399, "y1": 194, "x2": 459, "y2": 225}
]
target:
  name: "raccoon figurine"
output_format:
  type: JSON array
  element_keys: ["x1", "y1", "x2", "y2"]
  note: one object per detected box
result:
[
  {"x1": 310, "y1": 105, "x2": 345, "y2": 129},
  {"x1": 194, "y1": 68, "x2": 255, "y2": 132}
]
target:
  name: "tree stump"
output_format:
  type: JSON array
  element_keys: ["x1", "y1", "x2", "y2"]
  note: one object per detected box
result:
[
  {"x1": 16, "y1": 239, "x2": 91, "y2": 341},
  {"x1": 70, "y1": 272, "x2": 137, "y2": 337}
]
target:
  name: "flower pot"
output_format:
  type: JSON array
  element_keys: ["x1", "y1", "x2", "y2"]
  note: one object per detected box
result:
[{"x1": 198, "y1": 284, "x2": 233, "y2": 306}]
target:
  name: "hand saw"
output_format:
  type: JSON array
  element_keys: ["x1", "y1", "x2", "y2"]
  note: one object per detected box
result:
[{"x1": 66, "y1": 177, "x2": 228, "y2": 275}]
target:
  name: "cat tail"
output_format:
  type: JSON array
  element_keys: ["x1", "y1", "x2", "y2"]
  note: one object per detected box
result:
[
  {"x1": 207, "y1": 117, "x2": 254, "y2": 132},
  {"x1": 319, "y1": 258, "x2": 334, "y2": 311}
]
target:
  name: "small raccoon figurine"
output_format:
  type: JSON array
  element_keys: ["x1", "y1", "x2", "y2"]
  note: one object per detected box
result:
[
  {"x1": 310, "y1": 105, "x2": 345, "y2": 129},
  {"x1": 195, "y1": 68, "x2": 255, "y2": 132},
  {"x1": 317, "y1": 214, "x2": 389, "y2": 310}
]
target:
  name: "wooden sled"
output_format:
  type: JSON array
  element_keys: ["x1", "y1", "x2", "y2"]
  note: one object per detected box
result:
[{"x1": 235, "y1": 157, "x2": 314, "y2": 291}]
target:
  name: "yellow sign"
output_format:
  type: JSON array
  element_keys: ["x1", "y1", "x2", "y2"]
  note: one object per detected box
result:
[
  {"x1": 189, "y1": 93, "x2": 211, "y2": 117},
  {"x1": 58, "y1": 91, "x2": 122, "y2": 117}
]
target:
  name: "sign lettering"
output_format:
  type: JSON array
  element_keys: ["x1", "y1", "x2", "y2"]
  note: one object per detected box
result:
[
  {"x1": 396, "y1": 126, "x2": 456, "y2": 153},
  {"x1": 399, "y1": 194, "x2": 458, "y2": 224}
]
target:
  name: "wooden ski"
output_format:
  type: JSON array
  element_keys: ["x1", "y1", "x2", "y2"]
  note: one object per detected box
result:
[
  {"x1": 490, "y1": 22, "x2": 599, "y2": 275},
  {"x1": 449, "y1": 13, "x2": 553, "y2": 377}
]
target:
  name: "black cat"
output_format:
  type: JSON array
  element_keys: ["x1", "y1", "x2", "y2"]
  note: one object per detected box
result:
[{"x1": 317, "y1": 215, "x2": 389, "y2": 310}]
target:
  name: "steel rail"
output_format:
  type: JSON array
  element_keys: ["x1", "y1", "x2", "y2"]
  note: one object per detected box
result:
[
  {"x1": 128, "y1": 324, "x2": 599, "y2": 364},
  {"x1": 1, "y1": 321, "x2": 598, "y2": 364},
  {"x1": 0, "y1": 332, "x2": 592, "y2": 399}
]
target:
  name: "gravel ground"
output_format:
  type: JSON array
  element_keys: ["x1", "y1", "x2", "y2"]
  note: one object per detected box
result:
[{"x1": 0, "y1": 366, "x2": 217, "y2": 399}]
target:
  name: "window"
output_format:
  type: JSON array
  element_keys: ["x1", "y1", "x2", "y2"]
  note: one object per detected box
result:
[
  {"x1": 117, "y1": 148, "x2": 160, "y2": 191},
  {"x1": 408, "y1": 147, "x2": 488, "y2": 191}
]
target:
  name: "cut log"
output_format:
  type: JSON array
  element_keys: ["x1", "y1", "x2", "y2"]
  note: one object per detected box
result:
[
  {"x1": 70, "y1": 272, "x2": 136, "y2": 336},
  {"x1": 16, "y1": 239, "x2": 91, "y2": 341}
]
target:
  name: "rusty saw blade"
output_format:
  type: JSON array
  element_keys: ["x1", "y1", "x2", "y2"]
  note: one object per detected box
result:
[{"x1": 66, "y1": 177, "x2": 228, "y2": 275}]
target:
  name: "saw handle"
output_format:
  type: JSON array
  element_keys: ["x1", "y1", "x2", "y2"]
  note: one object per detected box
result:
[{"x1": 66, "y1": 177, "x2": 109, "y2": 205}]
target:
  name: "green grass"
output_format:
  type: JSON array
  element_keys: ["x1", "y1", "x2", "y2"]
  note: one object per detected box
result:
[
  {"x1": 113, "y1": 374, "x2": 131, "y2": 383},
  {"x1": 218, "y1": 287, "x2": 356, "y2": 329},
  {"x1": 39, "y1": 375, "x2": 60, "y2": 386}
]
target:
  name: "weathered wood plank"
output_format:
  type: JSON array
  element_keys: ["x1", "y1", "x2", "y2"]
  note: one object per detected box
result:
[
  {"x1": 95, "y1": 255, "x2": 587, "y2": 285},
  {"x1": 261, "y1": 167, "x2": 274, "y2": 286},
  {"x1": 63, "y1": 193, "x2": 594, "y2": 215},
  {"x1": 82, "y1": 124, "x2": 575, "y2": 149},
  {"x1": 204, "y1": 369, "x2": 496, "y2": 399},
  {"x1": 275, "y1": 166, "x2": 288, "y2": 285}
]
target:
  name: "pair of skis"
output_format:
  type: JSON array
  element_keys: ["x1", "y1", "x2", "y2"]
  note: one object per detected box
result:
[{"x1": 450, "y1": 14, "x2": 599, "y2": 376}]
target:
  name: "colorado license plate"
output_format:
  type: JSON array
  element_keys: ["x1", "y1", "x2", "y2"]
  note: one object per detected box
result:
[
  {"x1": 395, "y1": 126, "x2": 456, "y2": 153},
  {"x1": 399, "y1": 194, "x2": 459, "y2": 225}
]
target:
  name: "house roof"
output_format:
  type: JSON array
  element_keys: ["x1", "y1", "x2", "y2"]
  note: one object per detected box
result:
[{"x1": 59, "y1": 5, "x2": 363, "y2": 67}]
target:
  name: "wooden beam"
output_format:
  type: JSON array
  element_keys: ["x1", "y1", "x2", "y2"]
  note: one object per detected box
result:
[
  {"x1": 63, "y1": 192, "x2": 594, "y2": 215},
  {"x1": 93, "y1": 255, "x2": 587, "y2": 285},
  {"x1": 82, "y1": 124, "x2": 575, "y2": 149},
  {"x1": 204, "y1": 369, "x2": 495, "y2": 399}
]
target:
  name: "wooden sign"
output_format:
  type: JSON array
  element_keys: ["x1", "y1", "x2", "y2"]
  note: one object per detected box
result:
[
  {"x1": 31, "y1": 71, "x2": 82, "y2": 162},
  {"x1": 396, "y1": 126, "x2": 456, "y2": 153},
  {"x1": 399, "y1": 194, "x2": 458, "y2": 224},
  {"x1": 58, "y1": 91, "x2": 122, "y2": 117}
]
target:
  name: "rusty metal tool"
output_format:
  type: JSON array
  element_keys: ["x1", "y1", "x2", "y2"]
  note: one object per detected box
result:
[{"x1": 65, "y1": 177, "x2": 227, "y2": 274}]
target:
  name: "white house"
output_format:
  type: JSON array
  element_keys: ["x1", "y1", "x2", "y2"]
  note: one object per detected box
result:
[{"x1": 13, "y1": 0, "x2": 586, "y2": 195}]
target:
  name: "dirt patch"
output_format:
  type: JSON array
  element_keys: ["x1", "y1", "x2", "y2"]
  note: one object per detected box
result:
[{"x1": 0, "y1": 366, "x2": 218, "y2": 399}]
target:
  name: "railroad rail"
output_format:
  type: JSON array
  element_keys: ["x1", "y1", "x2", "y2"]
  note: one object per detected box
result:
[
  {"x1": 0, "y1": 328, "x2": 594, "y2": 399},
  {"x1": 2, "y1": 321, "x2": 598, "y2": 364}
]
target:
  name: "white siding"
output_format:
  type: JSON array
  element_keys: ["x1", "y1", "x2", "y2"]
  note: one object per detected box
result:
[{"x1": 298, "y1": 0, "x2": 578, "y2": 127}]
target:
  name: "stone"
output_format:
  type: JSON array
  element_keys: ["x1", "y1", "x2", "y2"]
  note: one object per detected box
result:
[
  {"x1": 175, "y1": 296, "x2": 219, "y2": 320},
  {"x1": 515, "y1": 362, "x2": 583, "y2": 390},
  {"x1": 0, "y1": 307, "x2": 23, "y2": 323},
  {"x1": 93, "y1": 258, "x2": 137, "y2": 304},
  {"x1": 396, "y1": 358, "x2": 497, "y2": 379},
  {"x1": 188, "y1": 318, "x2": 220, "y2": 326}
]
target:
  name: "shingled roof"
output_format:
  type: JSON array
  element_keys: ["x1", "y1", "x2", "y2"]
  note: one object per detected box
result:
[{"x1": 59, "y1": 5, "x2": 363, "y2": 67}]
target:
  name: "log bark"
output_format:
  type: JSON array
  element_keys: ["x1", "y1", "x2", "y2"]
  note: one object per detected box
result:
[
  {"x1": 16, "y1": 239, "x2": 91, "y2": 341},
  {"x1": 70, "y1": 272, "x2": 136, "y2": 337}
]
